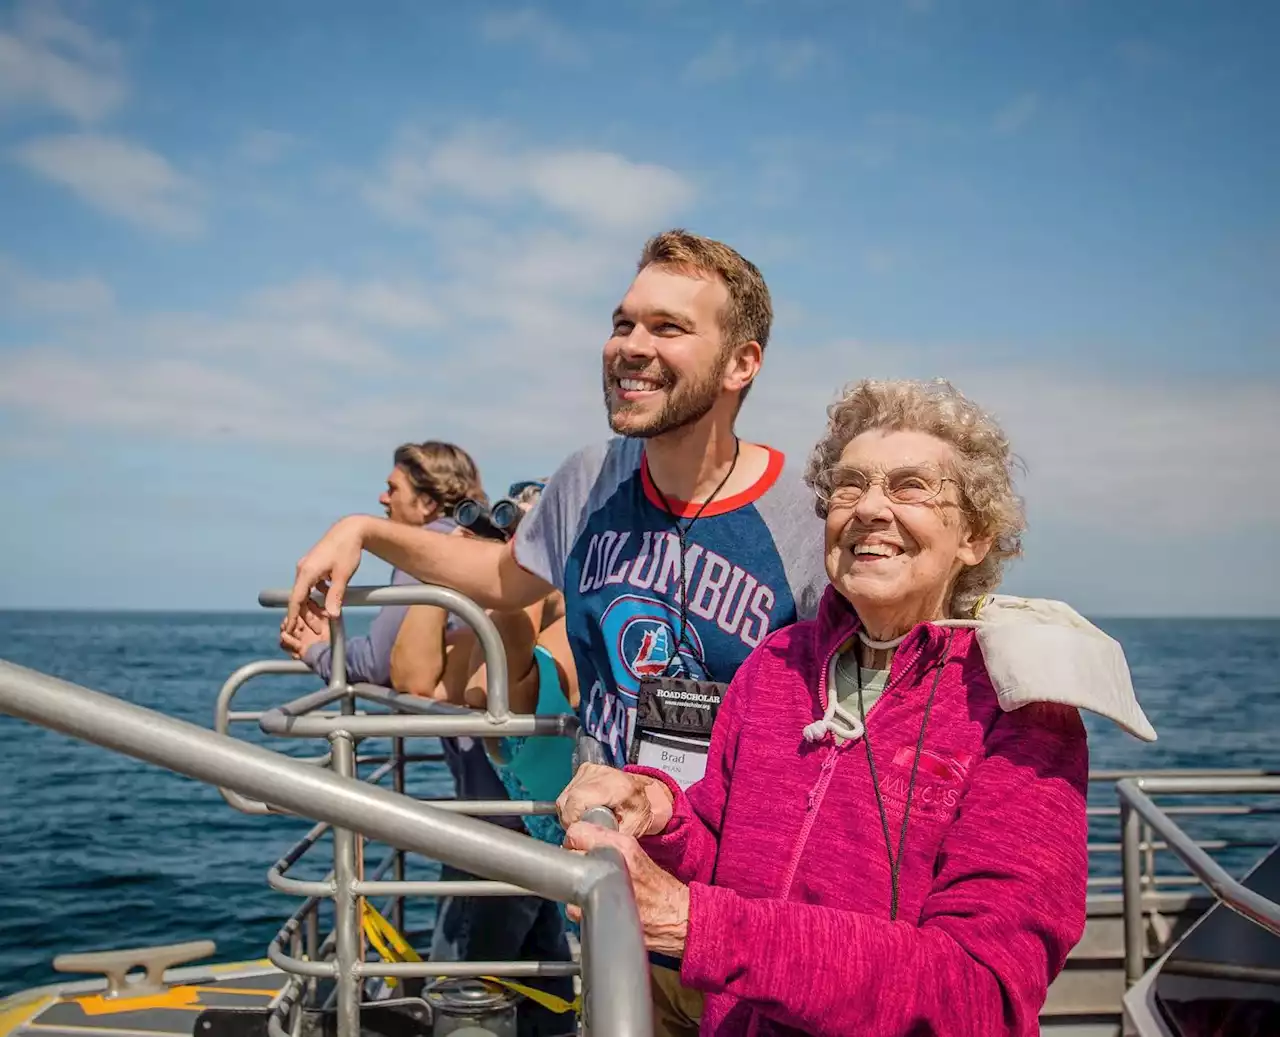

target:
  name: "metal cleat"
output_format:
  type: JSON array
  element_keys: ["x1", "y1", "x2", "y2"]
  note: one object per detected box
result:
[{"x1": 53, "y1": 940, "x2": 217, "y2": 998}]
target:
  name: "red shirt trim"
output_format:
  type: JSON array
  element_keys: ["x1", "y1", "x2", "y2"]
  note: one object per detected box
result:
[{"x1": 640, "y1": 445, "x2": 785, "y2": 519}]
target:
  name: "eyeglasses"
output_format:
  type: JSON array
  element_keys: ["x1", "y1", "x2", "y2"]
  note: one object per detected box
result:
[{"x1": 815, "y1": 464, "x2": 956, "y2": 509}]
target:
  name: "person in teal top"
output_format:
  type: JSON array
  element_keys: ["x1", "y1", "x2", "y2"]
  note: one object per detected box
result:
[
  {"x1": 491, "y1": 643, "x2": 577, "y2": 846},
  {"x1": 433, "y1": 481, "x2": 581, "y2": 847}
]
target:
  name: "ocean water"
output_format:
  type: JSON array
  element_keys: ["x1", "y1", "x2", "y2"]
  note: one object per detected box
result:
[{"x1": 0, "y1": 611, "x2": 1277, "y2": 997}]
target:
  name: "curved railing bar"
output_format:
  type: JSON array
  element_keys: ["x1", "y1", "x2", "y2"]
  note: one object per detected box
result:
[
  {"x1": 259, "y1": 708, "x2": 574, "y2": 739},
  {"x1": 216, "y1": 658, "x2": 332, "y2": 815},
  {"x1": 0, "y1": 659, "x2": 652, "y2": 1037},
  {"x1": 354, "y1": 681, "x2": 582, "y2": 733},
  {"x1": 257, "y1": 584, "x2": 512, "y2": 720},
  {"x1": 256, "y1": 678, "x2": 580, "y2": 741}
]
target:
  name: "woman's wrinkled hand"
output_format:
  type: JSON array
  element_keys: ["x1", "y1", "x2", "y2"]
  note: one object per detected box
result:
[
  {"x1": 562, "y1": 822, "x2": 689, "y2": 958},
  {"x1": 556, "y1": 763, "x2": 674, "y2": 838}
]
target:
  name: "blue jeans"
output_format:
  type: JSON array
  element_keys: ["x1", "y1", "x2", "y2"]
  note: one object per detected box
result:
[{"x1": 430, "y1": 864, "x2": 576, "y2": 1037}]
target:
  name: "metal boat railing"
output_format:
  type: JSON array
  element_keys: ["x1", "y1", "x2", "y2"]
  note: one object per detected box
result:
[
  {"x1": 216, "y1": 584, "x2": 628, "y2": 1034},
  {"x1": 1028, "y1": 770, "x2": 1280, "y2": 1030},
  {"x1": 220, "y1": 584, "x2": 623, "y2": 1035},
  {"x1": 0, "y1": 582, "x2": 652, "y2": 1037},
  {"x1": 1084, "y1": 769, "x2": 1280, "y2": 897},
  {"x1": 1116, "y1": 774, "x2": 1280, "y2": 989}
]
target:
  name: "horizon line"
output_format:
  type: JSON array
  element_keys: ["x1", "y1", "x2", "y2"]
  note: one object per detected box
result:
[{"x1": 1, "y1": 606, "x2": 1277, "y2": 622}]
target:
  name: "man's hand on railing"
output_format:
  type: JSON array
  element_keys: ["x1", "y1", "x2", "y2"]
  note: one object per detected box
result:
[
  {"x1": 287, "y1": 516, "x2": 370, "y2": 629},
  {"x1": 563, "y1": 820, "x2": 690, "y2": 958},
  {"x1": 556, "y1": 763, "x2": 675, "y2": 839}
]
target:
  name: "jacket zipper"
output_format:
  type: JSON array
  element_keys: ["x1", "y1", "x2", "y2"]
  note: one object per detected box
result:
[
  {"x1": 776, "y1": 630, "x2": 850, "y2": 898},
  {"x1": 778, "y1": 747, "x2": 838, "y2": 899},
  {"x1": 778, "y1": 619, "x2": 932, "y2": 900}
]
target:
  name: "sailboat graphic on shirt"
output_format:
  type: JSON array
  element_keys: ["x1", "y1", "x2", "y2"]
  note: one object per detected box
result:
[
  {"x1": 632, "y1": 626, "x2": 673, "y2": 678},
  {"x1": 606, "y1": 594, "x2": 709, "y2": 687}
]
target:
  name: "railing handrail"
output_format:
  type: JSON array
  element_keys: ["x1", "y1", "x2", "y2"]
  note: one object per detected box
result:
[
  {"x1": 0, "y1": 658, "x2": 652, "y2": 1037},
  {"x1": 258, "y1": 583, "x2": 515, "y2": 718},
  {"x1": 1090, "y1": 767, "x2": 1280, "y2": 781},
  {"x1": 1117, "y1": 774, "x2": 1280, "y2": 989}
]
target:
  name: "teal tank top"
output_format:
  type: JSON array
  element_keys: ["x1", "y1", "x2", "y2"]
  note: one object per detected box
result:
[{"x1": 495, "y1": 645, "x2": 576, "y2": 846}]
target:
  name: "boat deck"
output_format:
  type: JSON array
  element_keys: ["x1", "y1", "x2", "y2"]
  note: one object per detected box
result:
[{"x1": 0, "y1": 962, "x2": 289, "y2": 1037}]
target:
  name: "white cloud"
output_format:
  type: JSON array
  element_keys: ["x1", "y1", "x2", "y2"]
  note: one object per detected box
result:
[
  {"x1": 0, "y1": 347, "x2": 426, "y2": 446},
  {"x1": 859, "y1": 247, "x2": 901, "y2": 274},
  {"x1": 8, "y1": 118, "x2": 1274, "y2": 552},
  {"x1": 0, "y1": 276, "x2": 439, "y2": 448},
  {"x1": 684, "y1": 34, "x2": 741, "y2": 83},
  {"x1": 7, "y1": 254, "x2": 1277, "y2": 543},
  {"x1": 739, "y1": 340, "x2": 1280, "y2": 535},
  {"x1": 1116, "y1": 40, "x2": 1173, "y2": 73},
  {"x1": 363, "y1": 127, "x2": 694, "y2": 234},
  {"x1": 0, "y1": 254, "x2": 113, "y2": 315},
  {"x1": 0, "y1": 230, "x2": 621, "y2": 464},
  {"x1": 479, "y1": 8, "x2": 585, "y2": 66},
  {"x1": 684, "y1": 34, "x2": 821, "y2": 84},
  {"x1": 526, "y1": 149, "x2": 694, "y2": 231},
  {"x1": 14, "y1": 132, "x2": 205, "y2": 236},
  {"x1": 235, "y1": 128, "x2": 297, "y2": 166},
  {"x1": 768, "y1": 40, "x2": 821, "y2": 80},
  {"x1": 992, "y1": 92, "x2": 1040, "y2": 136},
  {"x1": 0, "y1": 1, "x2": 126, "y2": 122},
  {"x1": 0, "y1": 114, "x2": 693, "y2": 463},
  {"x1": 252, "y1": 276, "x2": 441, "y2": 332}
]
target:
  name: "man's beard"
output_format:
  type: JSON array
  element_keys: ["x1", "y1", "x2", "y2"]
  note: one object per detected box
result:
[{"x1": 603, "y1": 353, "x2": 729, "y2": 439}]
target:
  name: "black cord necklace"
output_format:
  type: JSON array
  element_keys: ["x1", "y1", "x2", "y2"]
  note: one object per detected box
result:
[
  {"x1": 856, "y1": 629, "x2": 954, "y2": 921},
  {"x1": 650, "y1": 437, "x2": 741, "y2": 678}
]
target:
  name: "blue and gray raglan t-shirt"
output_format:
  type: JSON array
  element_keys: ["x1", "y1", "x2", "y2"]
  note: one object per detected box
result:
[{"x1": 513, "y1": 437, "x2": 826, "y2": 766}]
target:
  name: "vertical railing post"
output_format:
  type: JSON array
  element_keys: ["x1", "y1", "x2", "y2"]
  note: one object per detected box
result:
[
  {"x1": 392, "y1": 735, "x2": 406, "y2": 935},
  {"x1": 330, "y1": 730, "x2": 361, "y2": 1037},
  {"x1": 304, "y1": 903, "x2": 319, "y2": 1005},
  {"x1": 579, "y1": 808, "x2": 620, "y2": 1037},
  {"x1": 1141, "y1": 820, "x2": 1155, "y2": 891},
  {"x1": 1120, "y1": 793, "x2": 1146, "y2": 988},
  {"x1": 328, "y1": 616, "x2": 348, "y2": 691},
  {"x1": 289, "y1": 927, "x2": 302, "y2": 1034}
]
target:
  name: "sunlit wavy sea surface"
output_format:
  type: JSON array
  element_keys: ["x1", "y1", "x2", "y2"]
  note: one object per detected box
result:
[{"x1": 1, "y1": 611, "x2": 1277, "y2": 996}]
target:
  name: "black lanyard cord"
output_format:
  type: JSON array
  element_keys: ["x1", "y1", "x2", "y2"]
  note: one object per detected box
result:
[
  {"x1": 857, "y1": 629, "x2": 955, "y2": 921},
  {"x1": 651, "y1": 438, "x2": 741, "y2": 678}
]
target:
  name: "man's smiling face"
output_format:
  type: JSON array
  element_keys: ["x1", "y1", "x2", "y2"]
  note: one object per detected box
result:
[{"x1": 602, "y1": 263, "x2": 733, "y2": 438}]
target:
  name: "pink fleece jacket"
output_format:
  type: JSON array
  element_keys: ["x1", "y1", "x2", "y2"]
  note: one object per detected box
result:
[{"x1": 629, "y1": 585, "x2": 1090, "y2": 1036}]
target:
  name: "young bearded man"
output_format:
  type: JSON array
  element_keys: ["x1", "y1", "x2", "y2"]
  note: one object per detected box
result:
[
  {"x1": 286, "y1": 229, "x2": 826, "y2": 1034},
  {"x1": 288, "y1": 228, "x2": 823, "y2": 759}
]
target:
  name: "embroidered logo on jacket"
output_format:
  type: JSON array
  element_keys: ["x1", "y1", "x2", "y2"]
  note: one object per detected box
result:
[
  {"x1": 881, "y1": 747, "x2": 975, "y2": 819},
  {"x1": 892, "y1": 746, "x2": 974, "y2": 783}
]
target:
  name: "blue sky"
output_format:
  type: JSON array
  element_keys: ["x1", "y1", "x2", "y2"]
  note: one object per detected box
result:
[{"x1": 0, "y1": 0, "x2": 1276, "y2": 614}]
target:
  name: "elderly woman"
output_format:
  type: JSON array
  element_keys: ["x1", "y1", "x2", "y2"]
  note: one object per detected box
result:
[{"x1": 559, "y1": 379, "x2": 1155, "y2": 1037}]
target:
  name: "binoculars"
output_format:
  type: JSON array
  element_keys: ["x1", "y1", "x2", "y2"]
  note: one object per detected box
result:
[{"x1": 451, "y1": 496, "x2": 524, "y2": 541}]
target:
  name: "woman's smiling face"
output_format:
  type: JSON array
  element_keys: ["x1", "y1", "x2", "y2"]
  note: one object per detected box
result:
[{"x1": 823, "y1": 428, "x2": 992, "y2": 636}]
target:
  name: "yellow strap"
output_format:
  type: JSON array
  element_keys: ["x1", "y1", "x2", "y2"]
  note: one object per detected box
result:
[
  {"x1": 364, "y1": 903, "x2": 422, "y2": 962},
  {"x1": 479, "y1": 977, "x2": 580, "y2": 1016},
  {"x1": 360, "y1": 904, "x2": 579, "y2": 1015},
  {"x1": 362, "y1": 902, "x2": 424, "y2": 989}
]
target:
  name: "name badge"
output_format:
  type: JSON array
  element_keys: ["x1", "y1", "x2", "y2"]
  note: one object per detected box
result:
[
  {"x1": 633, "y1": 732, "x2": 710, "y2": 788},
  {"x1": 627, "y1": 677, "x2": 727, "y2": 790}
]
